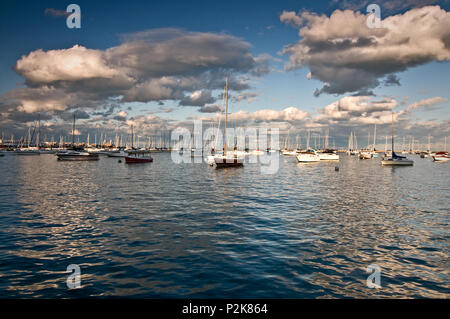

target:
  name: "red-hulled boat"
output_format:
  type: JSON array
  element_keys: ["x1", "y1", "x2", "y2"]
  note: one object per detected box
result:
[
  {"x1": 432, "y1": 151, "x2": 450, "y2": 162},
  {"x1": 124, "y1": 125, "x2": 153, "y2": 163},
  {"x1": 125, "y1": 150, "x2": 153, "y2": 163}
]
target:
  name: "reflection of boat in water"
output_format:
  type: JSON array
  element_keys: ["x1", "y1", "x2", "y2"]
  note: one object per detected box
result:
[
  {"x1": 381, "y1": 113, "x2": 413, "y2": 166},
  {"x1": 249, "y1": 149, "x2": 265, "y2": 156},
  {"x1": 432, "y1": 152, "x2": 450, "y2": 162},
  {"x1": 296, "y1": 149, "x2": 320, "y2": 162},
  {"x1": 213, "y1": 76, "x2": 244, "y2": 168}
]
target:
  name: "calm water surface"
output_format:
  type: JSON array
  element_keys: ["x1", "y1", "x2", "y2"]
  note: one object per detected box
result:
[{"x1": 0, "y1": 153, "x2": 448, "y2": 298}]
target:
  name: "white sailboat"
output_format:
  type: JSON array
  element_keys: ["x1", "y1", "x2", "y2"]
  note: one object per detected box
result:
[
  {"x1": 56, "y1": 113, "x2": 99, "y2": 161},
  {"x1": 297, "y1": 130, "x2": 320, "y2": 162},
  {"x1": 371, "y1": 124, "x2": 379, "y2": 157},
  {"x1": 213, "y1": 76, "x2": 244, "y2": 168},
  {"x1": 15, "y1": 118, "x2": 41, "y2": 155},
  {"x1": 317, "y1": 128, "x2": 339, "y2": 160}
]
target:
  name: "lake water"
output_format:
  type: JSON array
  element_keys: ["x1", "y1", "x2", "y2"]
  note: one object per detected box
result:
[{"x1": 0, "y1": 152, "x2": 448, "y2": 298}]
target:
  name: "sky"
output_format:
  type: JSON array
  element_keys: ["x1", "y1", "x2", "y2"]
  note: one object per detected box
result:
[{"x1": 0, "y1": 0, "x2": 449, "y2": 149}]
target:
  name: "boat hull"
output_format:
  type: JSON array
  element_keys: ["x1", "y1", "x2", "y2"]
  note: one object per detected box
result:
[
  {"x1": 318, "y1": 153, "x2": 339, "y2": 160},
  {"x1": 125, "y1": 156, "x2": 153, "y2": 163},
  {"x1": 57, "y1": 154, "x2": 99, "y2": 161},
  {"x1": 106, "y1": 152, "x2": 126, "y2": 158},
  {"x1": 214, "y1": 155, "x2": 244, "y2": 168},
  {"x1": 432, "y1": 156, "x2": 450, "y2": 162},
  {"x1": 381, "y1": 159, "x2": 413, "y2": 166},
  {"x1": 15, "y1": 151, "x2": 40, "y2": 155},
  {"x1": 296, "y1": 154, "x2": 320, "y2": 162}
]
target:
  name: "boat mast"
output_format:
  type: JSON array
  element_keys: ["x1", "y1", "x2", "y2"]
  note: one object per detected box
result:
[
  {"x1": 72, "y1": 113, "x2": 76, "y2": 147},
  {"x1": 373, "y1": 124, "x2": 376, "y2": 151},
  {"x1": 391, "y1": 112, "x2": 394, "y2": 154},
  {"x1": 131, "y1": 125, "x2": 134, "y2": 149},
  {"x1": 306, "y1": 129, "x2": 310, "y2": 150},
  {"x1": 224, "y1": 75, "x2": 229, "y2": 155},
  {"x1": 37, "y1": 114, "x2": 40, "y2": 149}
]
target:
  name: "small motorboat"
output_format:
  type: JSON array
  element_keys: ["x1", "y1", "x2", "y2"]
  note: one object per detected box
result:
[
  {"x1": 125, "y1": 150, "x2": 153, "y2": 163},
  {"x1": 106, "y1": 150, "x2": 127, "y2": 158},
  {"x1": 432, "y1": 152, "x2": 450, "y2": 162},
  {"x1": 359, "y1": 151, "x2": 372, "y2": 160},
  {"x1": 56, "y1": 148, "x2": 99, "y2": 161}
]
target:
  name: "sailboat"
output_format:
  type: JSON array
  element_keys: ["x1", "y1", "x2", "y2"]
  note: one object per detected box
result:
[
  {"x1": 297, "y1": 129, "x2": 320, "y2": 162},
  {"x1": 124, "y1": 125, "x2": 153, "y2": 163},
  {"x1": 317, "y1": 128, "x2": 339, "y2": 160},
  {"x1": 381, "y1": 113, "x2": 413, "y2": 166},
  {"x1": 56, "y1": 113, "x2": 99, "y2": 161},
  {"x1": 359, "y1": 128, "x2": 373, "y2": 159},
  {"x1": 213, "y1": 76, "x2": 244, "y2": 168},
  {"x1": 15, "y1": 119, "x2": 40, "y2": 155},
  {"x1": 371, "y1": 124, "x2": 379, "y2": 158}
]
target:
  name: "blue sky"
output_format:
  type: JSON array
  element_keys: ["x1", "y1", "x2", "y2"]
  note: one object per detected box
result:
[{"x1": 0, "y1": 0, "x2": 449, "y2": 147}]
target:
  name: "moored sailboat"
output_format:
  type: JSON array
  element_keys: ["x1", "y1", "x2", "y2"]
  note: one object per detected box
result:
[
  {"x1": 296, "y1": 149, "x2": 320, "y2": 162},
  {"x1": 381, "y1": 113, "x2": 413, "y2": 166},
  {"x1": 213, "y1": 76, "x2": 244, "y2": 168},
  {"x1": 56, "y1": 114, "x2": 99, "y2": 161},
  {"x1": 124, "y1": 125, "x2": 153, "y2": 163}
]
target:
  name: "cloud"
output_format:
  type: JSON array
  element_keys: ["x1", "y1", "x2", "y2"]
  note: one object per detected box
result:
[
  {"x1": 405, "y1": 96, "x2": 448, "y2": 111},
  {"x1": 280, "y1": 10, "x2": 304, "y2": 27},
  {"x1": 232, "y1": 91, "x2": 258, "y2": 103},
  {"x1": 198, "y1": 104, "x2": 223, "y2": 113},
  {"x1": 60, "y1": 110, "x2": 91, "y2": 121},
  {"x1": 224, "y1": 106, "x2": 310, "y2": 123},
  {"x1": 2, "y1": 28, "x2": 270, "y2": 120},
  {"x1": 329, "y1": 0, "x2": 443, "y2": 14},
  {"x1": 15, "y1": 45, "x2": 121, "y2": 84},
  {"x1": 112, "y1": 110, "x2": 128, "y2": 121},
  {"x1": 155, "y1": 106, "x2": 174, "y2": 113},
  {"x1": 280, "y1": 6, "x2": 450, "y2": 96},
  {"x1": 179, "y1": 90, "x2": 216, "y2": 106},
  {"x1": 314, "y1": 95, "x2": 399, "y2": 124},
  {"x1": 44, "y1": 8, "x2": 70, "y2": 17}
]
